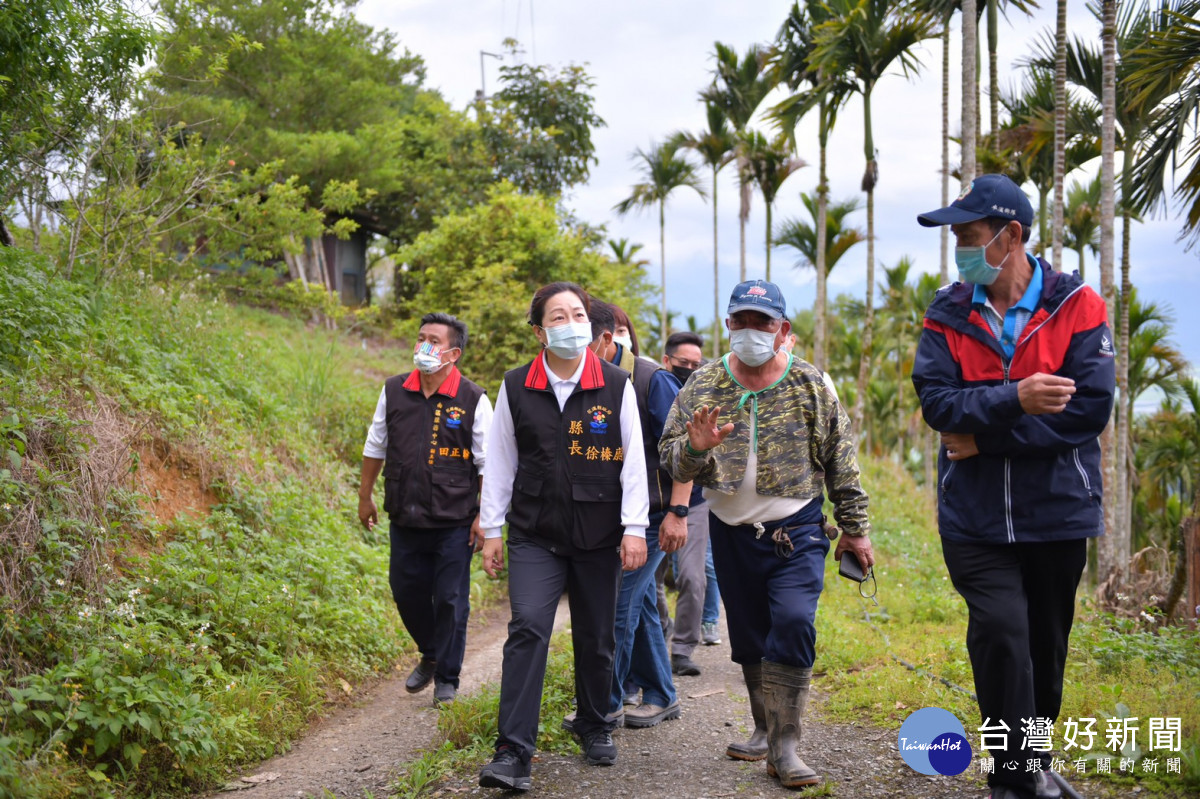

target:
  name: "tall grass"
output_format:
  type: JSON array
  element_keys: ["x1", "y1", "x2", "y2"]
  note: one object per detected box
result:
[{"x1": 0, "y1": 250, "x2": 435, "y2": 795}]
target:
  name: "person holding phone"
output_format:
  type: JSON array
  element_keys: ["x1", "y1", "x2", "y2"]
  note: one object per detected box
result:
[{"x1": 660, "y1": 280, "x2": 873, "y2": 789}]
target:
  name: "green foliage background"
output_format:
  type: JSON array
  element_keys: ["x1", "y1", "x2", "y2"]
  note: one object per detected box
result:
[
  {"x1": 0, "y1": 247, "x2": 423, "y2": 796},
  {"x1": 396, "y1": 184, "x2": 651, "y2": 394}
]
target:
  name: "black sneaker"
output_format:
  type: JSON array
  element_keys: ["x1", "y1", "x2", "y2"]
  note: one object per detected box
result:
[
  {"x1": 479, "y1": 746, "x2": 531, "y2": 791},
  {"x1": 671, "y1": 653, "x2": 701, "y2": 676},
  {"x1": 404, "y1": 657, "x2": 436, "y2": 693},
  {"x1": 581, "y1": 731, "x2": 617, "y2": 766}
]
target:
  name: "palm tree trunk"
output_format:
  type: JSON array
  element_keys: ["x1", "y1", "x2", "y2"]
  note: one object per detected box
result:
[
  {"x1": 1118, "y1": 162, "x2": 1134, "y2": 552},
  {"x1": 987, "y1": 0, "x2": 999, "y2": 144},
  {"x1": 1037, "y1": 185, "x2": 1050, "y2": 255},
  {"x1": 1098, "y1": 0, "x2": 1121, "y2": 585},
  {"x1": 1052, "y1": 0, "x2": 1067, "y2": 270},
  {"x1": 961, "y1": 0, "x2": 978, "y2": 184},
  {"x1": 816, "y1": 126, "x2": 829, "y2": 372},
  {"x1": 1078, "y1": 246, "x2": 1086, "y2": 280},
  {"x1": 940, "y1": 13, "x2": 951, "y2": 284},
  {"x1": 660, "y1": 200, "x2": 668, "y2": 349},
  {"x1": 738, "y1": 153, "x2": 750, "y2": 282},
  {"x1": 712, "y1": 166, "x2": 721, "y2": 359},
  {"x1": 765, "y1": 201, "x2": 773, "y2": 282},
  {"x1": 854, "y1": 86, "x2": 878, "y2": 439}
]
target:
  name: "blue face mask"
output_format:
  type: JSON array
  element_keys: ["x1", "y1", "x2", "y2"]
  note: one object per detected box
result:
[
  {"x1": 955, "y1": 225, "x2": 1010, "y2": 285},
  {"x1": 543, "y1": 321, "x2": 593, "y2": 359}
]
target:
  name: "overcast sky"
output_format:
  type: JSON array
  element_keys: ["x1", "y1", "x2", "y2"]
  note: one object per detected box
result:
[{"x1": 358, "y1": 0, "x2": 1199, "y2": 373}]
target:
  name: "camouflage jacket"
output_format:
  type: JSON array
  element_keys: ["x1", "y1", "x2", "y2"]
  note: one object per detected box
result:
[{"x1": 659, "y1": 354, "x2": 871, "y2": 537}]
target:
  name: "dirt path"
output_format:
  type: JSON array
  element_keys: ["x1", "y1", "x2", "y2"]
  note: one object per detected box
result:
[
  {"x1": 204, "y1": 601, "x2": 551, "y2": 799},
  {"x1": 210, "y1": 604, "x2": 1140, "y2": 799}
]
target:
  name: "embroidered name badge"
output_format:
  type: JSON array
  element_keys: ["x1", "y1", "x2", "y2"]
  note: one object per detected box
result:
[
  {"x1": 588, "y1": 405, "x2": 612, "y2": 433},
  {"x1": 445, "y1": 406, "x2": 465, "y2": 428}
]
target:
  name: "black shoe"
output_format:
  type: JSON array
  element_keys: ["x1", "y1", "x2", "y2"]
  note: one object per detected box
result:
[
  {"x1": 479, "y1": 746, "x2": 531, "y2": 791},
  {"x1": 433, "y1": 680, "x2": 456, "y2": 706},
  {"x1": 671, "y1": 653, "x2": 701, "y2": 676},
  {"x1": 561, "y1": 708, "x2": 624, "y2": 734},
  {"x1": 405, "y1": 657, "x2": 436, "y2": 693},
  {"x1": 581, "y1": 731, "x2": 617, "y2": 766}
]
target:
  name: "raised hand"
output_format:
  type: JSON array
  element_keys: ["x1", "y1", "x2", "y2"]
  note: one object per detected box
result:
[{"x1": 685, "y1": 405, "x2": 735, "y2": 453}]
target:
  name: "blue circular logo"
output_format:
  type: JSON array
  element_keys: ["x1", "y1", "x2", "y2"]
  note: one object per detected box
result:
[{"x1": 897, "y1": 707, "x2": 973, "y2": 776}]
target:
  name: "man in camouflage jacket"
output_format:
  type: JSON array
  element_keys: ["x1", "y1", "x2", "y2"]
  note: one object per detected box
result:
[{"x1": 660, "y1": 279, "x2": 873, "y2": 790}]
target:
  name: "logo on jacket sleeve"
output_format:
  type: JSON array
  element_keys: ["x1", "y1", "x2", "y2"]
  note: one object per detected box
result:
[
  {"x1": 1099, "y1": 335, "x2": 1115, "y2": 358},
  {"x1": 445, "y1": 406, "x2": 465, "y2": 428},
  {"x1": 589, "y1": 405, "x2": 612, "y2": 433}
]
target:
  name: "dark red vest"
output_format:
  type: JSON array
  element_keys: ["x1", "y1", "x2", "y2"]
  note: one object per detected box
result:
[
  {"x1": 382, "y1": 367, "x2": 484, "y2": 528},
  {"x1": 503, "y1": 351, "x2": 628, "y2": 550}
]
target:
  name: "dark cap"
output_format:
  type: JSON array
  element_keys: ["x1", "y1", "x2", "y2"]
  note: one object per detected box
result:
[
  {"x1": 917, "y1": 174, "x2": 1034, "y2": 228},
  {"x1": 727, "y1": 279, "x2": 786, "y2": 320}
]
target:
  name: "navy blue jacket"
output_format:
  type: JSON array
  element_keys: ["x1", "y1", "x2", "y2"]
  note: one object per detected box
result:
[{"x1": 911, "y1": 257, "x2": 1116, "y2": 544}]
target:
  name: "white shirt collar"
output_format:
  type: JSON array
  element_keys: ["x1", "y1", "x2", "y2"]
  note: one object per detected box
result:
[{"x1": 542, "y1": 351, "x2": 585, "y2": 388}]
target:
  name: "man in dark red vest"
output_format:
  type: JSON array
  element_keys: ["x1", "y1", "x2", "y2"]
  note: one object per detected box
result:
[{"x1": 358, "y1": 312, "x2": 493, "y2": 706}]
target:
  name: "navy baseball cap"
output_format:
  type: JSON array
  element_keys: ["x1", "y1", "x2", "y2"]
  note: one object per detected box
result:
[
  {"x1": 727, "y1": 279, "x2": 786, "y2": 320},
  {"x1": 917, "y1": 174, "x2": 1034, "y2": 228}
]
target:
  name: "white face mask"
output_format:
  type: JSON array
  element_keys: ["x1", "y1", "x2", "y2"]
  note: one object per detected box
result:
[
  {"x1": 730, "y1": 327, "x2": 779, "y2": 367},
  {"x1": 543, "y1": 321, "x2": 593, "y2": 359},
  {"x1": 612, "y1": 334, "x2": 634, "y2": 352}
]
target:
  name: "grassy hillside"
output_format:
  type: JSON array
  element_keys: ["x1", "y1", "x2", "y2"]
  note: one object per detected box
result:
[{"x1": 0, "y1": 249, "x2": 458, "y2": 796}]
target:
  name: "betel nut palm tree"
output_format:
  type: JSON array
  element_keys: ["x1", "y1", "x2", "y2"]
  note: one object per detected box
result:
[
  {"x1": 810, "y1": 0, "x2": 939, "y2": 435},
  {"x1": 615, "y1": 140, "x2": 705, "y2": 349},
  {"x1": 742, "y1": 130, "x2": 806, "y2": 281},
  {"x1": 672, "y1": 103, "x2": 736, "y2": 359},
  {"x1": 701, "y1": 42, "x2": 776, "y2": 282},
  {"x1": 1034, "y1": 1, "x2": 1184, "y2": 560},
  {"x1": 771, "y1": 0, "x2": 857, "y2": 370},
  {"x1": 1127, "y1": 0, "x2": 1200, "y2": 248}
]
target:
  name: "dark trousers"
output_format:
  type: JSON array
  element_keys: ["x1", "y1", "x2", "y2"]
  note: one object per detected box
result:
[
  {"x1": 389, "y1": 522, "x2": 473, "y2": 688},
  {"x1": 497, "y1": 535, "x2": 622, "y2": 759},
  {"x1": 709, "y1": 510, "x2": 829, "y2": 668},
  {"x1": 941, "y1": 537, "x2": 1087, "y2": 794}
]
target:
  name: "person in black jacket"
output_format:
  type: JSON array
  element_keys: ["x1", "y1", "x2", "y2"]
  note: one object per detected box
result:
[
  {"x1": 476, "y1": 282, "x2": 650, "y2": 792},
  {"x1": 912, "y1": 175, "x2": 1116, "y2": 799},
  {"x1": 358, "y1": 313, "x2": 492, "y2": 707}
]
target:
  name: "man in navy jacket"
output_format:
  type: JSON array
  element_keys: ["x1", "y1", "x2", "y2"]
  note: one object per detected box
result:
[{"x1": 912, "y1": 175, "x2": 1115, "y2": 799}]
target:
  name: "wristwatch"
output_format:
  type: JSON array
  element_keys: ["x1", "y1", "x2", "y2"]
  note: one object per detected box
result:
[{"x1": 667, "y1": 504, "x2": 689, "y2": 518}]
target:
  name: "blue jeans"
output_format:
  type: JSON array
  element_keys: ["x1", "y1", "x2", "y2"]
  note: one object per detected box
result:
[
  {"x1": 702, "y1": 537, "x2": 720, "y2": 625},
  {"x1": 610, "y1": 519, "x2": 676, "y2": 711}
]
